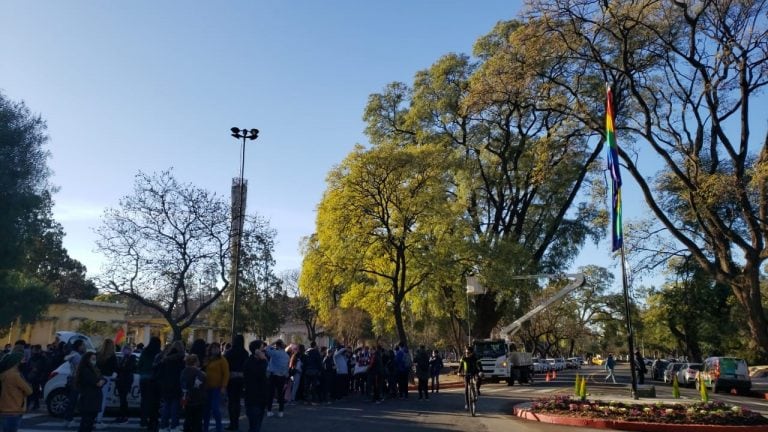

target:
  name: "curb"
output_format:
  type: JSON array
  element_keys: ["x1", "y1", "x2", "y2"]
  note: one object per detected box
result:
[{"x1": 513, "y1": 406, "x2": 768, "y2": 432}]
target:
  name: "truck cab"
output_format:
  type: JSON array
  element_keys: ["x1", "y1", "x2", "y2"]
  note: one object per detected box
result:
[{"x1": 472, "y1": 339, "x2": 532, "y2": 386}]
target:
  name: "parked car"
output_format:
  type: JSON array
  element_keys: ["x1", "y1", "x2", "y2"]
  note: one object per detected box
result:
[
  {"x1": 566, "y1": 357, "x2": 582, "y2": 369},
  {"x1": 663, "y1": 362, "x2": 684, "y2": 384},
  {"x1": 750, "y1": 369, "x2": 768, "y2": 393},
  {"x1": 651, "y1": 359, "x2": 670, "y2": 381},
  {"x1": 54, "y1": 331, "x2": 95, "y2": 352},
  {"x1": 697, "y1": 356, "x2": 751, "y2": 395},
  {"x1": 545, "y1": 358, "x2": 565, "y2": 371},
  {"x1": 44, "y1": 353, "x2": 140, "y2": 417},
  {"x1": 677, "y1": 363, "x2": 702, "y2": 387},
  {"x1": 532, "y1": 358, "x2": 547, "y2": 373}
]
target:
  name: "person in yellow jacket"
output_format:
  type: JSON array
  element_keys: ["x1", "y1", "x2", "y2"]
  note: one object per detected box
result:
[
  {"x1": 0, "y1": 352, "x2": 33, "y2": 432},
  {"x1": 203, "y1": 342, "x2": 229, "y2": 432}
]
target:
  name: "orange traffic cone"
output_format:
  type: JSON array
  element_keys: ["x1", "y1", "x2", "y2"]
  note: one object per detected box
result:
[
  {"x1": 545, "y1": 371, "x2": 551, "y2": 382},
  {"x1": 553, "y1": 370, "x2": 557, "y2": 379}
]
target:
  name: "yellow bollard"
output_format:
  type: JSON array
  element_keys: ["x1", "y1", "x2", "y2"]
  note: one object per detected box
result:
[
  {"x1": 672, "y1": 374, "x2": 680, "y2": 399},
  {"x1": 699, "y1": 374, "x2": 708, "y2": 402},
  {"x1": 579, "y1": 376, "x2": 587, "y2": 401}
]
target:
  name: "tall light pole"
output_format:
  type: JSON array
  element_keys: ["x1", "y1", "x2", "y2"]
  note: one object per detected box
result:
[{"x1": 229, "y1": 127, "x2": 259, "y2": 340}]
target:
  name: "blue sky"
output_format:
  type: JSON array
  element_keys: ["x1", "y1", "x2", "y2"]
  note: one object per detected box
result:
[{"x1": 4, "y1": 1, "x2": 728, "y2": 289}]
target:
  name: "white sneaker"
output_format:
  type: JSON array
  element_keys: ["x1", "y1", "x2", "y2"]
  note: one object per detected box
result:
[
  {"x1": 266, "y1": 411, "x2": 274, "y2": 417},
  {"x1": 64, "y1": 420, "x2": 76, "y2": 429},
  {"x1": 277, "y1": 411, "x2": 284, "y2": 418}
]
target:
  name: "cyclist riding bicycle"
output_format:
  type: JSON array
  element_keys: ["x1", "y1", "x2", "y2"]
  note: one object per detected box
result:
[{"x1": 458, "y1": 346, "x2": 483, "y2": 410}]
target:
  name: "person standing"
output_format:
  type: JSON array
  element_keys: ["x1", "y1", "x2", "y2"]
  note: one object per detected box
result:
[
  {"x1": 320, "y1": 346, "x2": 335, "y2": 403},
  {"x1": 394, "y1": 343, "x2": 411, "y2": 399},
  {"x1": 604, "y1": 354, "x2": 617, "y2": 384},
  {"x1": 265, "y1": 339, "x2": 289, "y2": 418},
  {"x1": 63, "y1": 339, "x2": 87, "y2": 428},
  {"x1": 225, "y1": 335, "x2": 248, "y2": 431},
  {"x1": 332, "y1": 345, "x2": 348, "y2": 400},
  {"x1": 114, "y1": 345, "x2": 136, "y2": 423},
  {"x1": 75, "y1": 352, "x2": 106, "y2": 432},
  {"x1": 635, "y1": 350, "x2": 647, "y2": 385},
  {"x1": 158, "y1": 341, "x2": 185, "y2": 432},
  {"x1": 429, "y1": 350, "x2": 443, "y2": 394},
  {"x1": 137, "y1": 336, "x2": 161, "y2": 429},
  {"x1": 303, "y1": 342, "x2": 322, "y2": 403},
  {"x1": 243, "y1": 340, "x2": 269, "y2": 432},
  {"x1": 0, "y1": 352, "x2": 33, "y2": 432},
  {"x1": 24, "y1": 345, "x2": 47, "y2": 411},
  {"x1": 414, "y1": 346, "x2": 430, "y2": 400},
  {"x1": 203, "y1": 342, "x2": 229, "y2": 432},
  {"x1": 180, "y1": 354, "x2": 207, "y2": 432},
  {"x1": 95, "y1": 339, "x2": 117, "y2": 428}
]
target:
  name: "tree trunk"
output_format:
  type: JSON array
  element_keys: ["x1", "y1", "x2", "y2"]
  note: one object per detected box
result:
[
  {"x1": 472, "y1": 293, "x2": 501, "y2": 338},
  {"x1": 171, "y1": 323, "x2": 182, "y2": 341},
  {"x1": 730, "y1": 274, "x2": 768, "y2": 363},
  {"x1": 393, "y1": 298, "x2": 408, "y2": 347}
]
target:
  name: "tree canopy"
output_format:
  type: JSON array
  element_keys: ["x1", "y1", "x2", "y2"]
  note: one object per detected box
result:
[{"x1": 95, "y1": 170, "x2": 277, "y2": 341}]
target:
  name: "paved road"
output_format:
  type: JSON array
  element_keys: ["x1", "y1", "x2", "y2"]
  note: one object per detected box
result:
[{"x1": 17, "y1": 365, "x2": 768, "y2": 432}]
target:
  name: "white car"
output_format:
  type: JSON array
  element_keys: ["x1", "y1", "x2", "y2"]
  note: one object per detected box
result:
[{"x1": 44, "y1": 354, "x2": 140, "y2": 417}]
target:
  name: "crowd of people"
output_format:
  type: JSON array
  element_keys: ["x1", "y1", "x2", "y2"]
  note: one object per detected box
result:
[{"x1": 0, "y1": 337, "x2": 450, "y2": 432}]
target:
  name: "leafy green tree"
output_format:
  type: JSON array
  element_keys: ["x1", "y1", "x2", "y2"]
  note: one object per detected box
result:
[
  {"x1": 363, "y1": 24, "x2": 606, "y2": 336},
  {"x1": 526, "y1": 0, "x2": 768, "y2": 360},
  {"x1": 303, "y1": 143, "x2": 463, "y2": 346},
  {"x1": 0, "y1": 271, "x2": 53, "y2": 328},
  {"x1": 95, "y1": 170, "x2": 276, "y2": 341},
  {"x1": 0, "y1": 91, "x2": 92, "y2": 325}
]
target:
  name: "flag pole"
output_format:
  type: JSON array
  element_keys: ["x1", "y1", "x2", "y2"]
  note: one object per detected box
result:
[
  {"x1": 606, "y1": 84, "x2": 638, "y2": 398},
  {"x1": 620, "y1": 243, "x2": 638, "y2": 399}
]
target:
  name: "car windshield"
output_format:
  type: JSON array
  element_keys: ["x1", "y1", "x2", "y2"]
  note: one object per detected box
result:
[
  {"x1": 472, "y1": 342, "x2": 507, "y2": 358},
  {"x1": 687, "y1": 364, "x2": 702, "y2": 370}
]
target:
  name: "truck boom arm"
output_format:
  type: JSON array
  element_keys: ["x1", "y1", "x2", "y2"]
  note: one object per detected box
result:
[{"x1": 499, "y1": 273, "x2": 585, "y2": 338}]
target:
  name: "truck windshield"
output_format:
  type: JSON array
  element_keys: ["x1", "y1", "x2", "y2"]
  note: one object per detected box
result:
[{"x1": 473, "y1": 341, "x2": 507, "y2": 358}]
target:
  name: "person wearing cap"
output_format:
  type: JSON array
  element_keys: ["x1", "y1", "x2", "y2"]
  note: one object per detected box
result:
[
  {"x1": 243, "y1": 340, "x2": 268, "y2": 432},
  {"x1": 0, "y1": 352, "x2": 33, "y2": 432}
]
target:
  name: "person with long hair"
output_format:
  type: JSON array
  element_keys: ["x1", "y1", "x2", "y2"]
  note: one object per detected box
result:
[
  {"x1": 95, "y1": 339, "x2": 117, "y2": 427},
  {"x1": 75, "y1": 352, "x2": 106, "y2": 432},
  {"x1": 158, "y1": 340, "x2": 185, "y2": 432},
  {"x1": 203, "y1": 342, "x2": 229, "y2": 432},
  {"x1": 138, "y1": 336, "x2": 161, "y2": 429}
]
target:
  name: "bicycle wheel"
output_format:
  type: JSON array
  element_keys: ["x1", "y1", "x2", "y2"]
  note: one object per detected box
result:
[{"x1": 469, "y1": 380, "x2": 477, "y2": 416}]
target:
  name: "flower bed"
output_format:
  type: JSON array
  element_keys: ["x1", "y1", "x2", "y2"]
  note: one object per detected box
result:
[{"x1": 528, "y1": 395, "x2": 768, "y2": 426}]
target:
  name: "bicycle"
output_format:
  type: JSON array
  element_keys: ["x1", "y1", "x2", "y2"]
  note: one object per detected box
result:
[{"x1": 463, "y1": 373, "x2": 478, "y2": 416}]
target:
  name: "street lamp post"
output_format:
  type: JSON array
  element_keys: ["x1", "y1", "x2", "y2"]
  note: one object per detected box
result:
[{"x1": 229, "y1": 127, "x2": 259, "y2": 340}]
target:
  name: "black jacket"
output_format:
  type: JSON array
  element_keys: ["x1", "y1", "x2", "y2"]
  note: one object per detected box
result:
[
  {"x1": 155, "y1": 351, "x2": 185, "y2": 398},
  {"x1": 304, "y1": 348, "x2": 322, "y2": 374},
  {"x1": 116, "y1": 354, "x2": 136, "y2": 391},
  {"x1": 181, "y1": 366, "x2": 207, "y2": 407},
  {"x1": 225, "y1": 346, "x2": 248, "y2": 379},
  {"x1": 243, "y1": 355, "x2": 268, "y2": 406},
  {"x1": 76, "y1": 365, "x2": 103, "y2": 414}
]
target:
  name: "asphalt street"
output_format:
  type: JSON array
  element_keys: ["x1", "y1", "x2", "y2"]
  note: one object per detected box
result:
[{"x1": 17, "y1": 365, "x2": 768, "y2": 432}]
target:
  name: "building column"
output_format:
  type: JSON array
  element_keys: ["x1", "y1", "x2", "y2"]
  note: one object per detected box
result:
[
  {"x1": 207, "y1": 328, "x2": 214, "y2": 343},
  {"x1": 143, "y1": 325, "x2": 151, "y2": 346}
]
